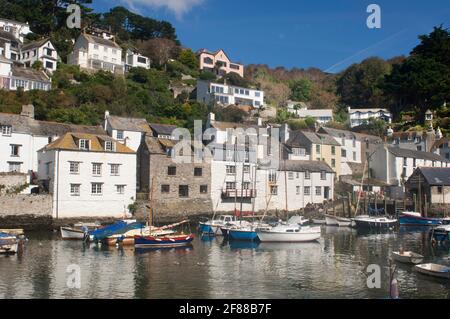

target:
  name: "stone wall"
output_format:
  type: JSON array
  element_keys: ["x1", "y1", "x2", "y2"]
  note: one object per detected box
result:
[
  {"x1": 0, "y1": 173, "x2": 28, "y2": 194},
  {"x1": 0, "y1": 194, "x2": 53, "y2": 230}
]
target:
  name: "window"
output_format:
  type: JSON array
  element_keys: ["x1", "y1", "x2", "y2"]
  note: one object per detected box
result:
[
  {"x1": 226, "y1": 165, "x2": 236, "y2": 175},
  {"x1": 70, "y1": 162, "x2": 80, "y2": 174},
  {"x1": 243, "y1": 165, "x2": 250, "y2": 174},
  {"x1": 270, "y1": 186, "x2": 278, "y2": 196},
  {"x1": 353, "y1": 152, "x2": 357, "y2": 161},
  {"x1": 137, "y1": 56, "x2": 147, "y2": 64},
  {"x1": 94, "y1": 44, "x2": 99, "y2": 50},
  {"x1": 116, "y1": 131, "x2": 124, "y2": 140},
  {"x1": 110, "y1": 164, "x2": 120, "y2": 176},
  {"x1": 321, "y1": 171, "x2": 326, "y2": 180},
  {"x1": 288, "y1": 172, "x2": 294, "y2": 180},
  {"x1": 255, "y1": 92, "x2": 261, "y2": 97},
  {"x1": 316, "y1": 145, "x2": 321, "y2": 154},
  {"x1": 296, "y1": 186, "x2": 301, "y2": 195},
  {"x1": 8, "y1": 162, "x2": 21, "y2": 172},
  {"x1": 305, "y1": 171, "x2": 311, "y2": 180},
  {"x1": 70, "y1": 184, "x2": 81, "y2": 196},
  {"x1": 179, "y1": 185, "x2": 189, "y2": 198},
  {"x1": 10, "y1": 144, "x2": 20, "y2": 156},
  {"x1": 92, "y1": 163, "x2": 102, "y2": 176},
  {"x1": 331, "y1": 146, "x2": 336, "y2": 156},
  {"x1": 91, "y1": 183, "x2": 103, "y2": 195},
  {"x1": 79, "y1": 139, "x2": 90, "y2": 150},
  {"x1": 269, "y1": 170, "x2": 277, "y2": 183},
  {"x1": 194, "y1": 167, "x2": 203, "y2": 177},
  {"x1": 353, "y1": 138, "x2": 356, "y2": 148},
  {"x1": 45, "y1": 61, "x2": 54, "y2": 69},
  {"x1": 226, "y1": 182, "x2": 236, "y2": 190},
  {"x1": 116, "y1": 185, "x2": 125, "y2": 195},
  {"x1": 331, "y1": 159, "x2": 336, "y2": 168},
  {"x1": 403, "y1": 157, "x2": 408, "y2": 166},
  {"x1": 105, "y1": 141, "x2": 115, "y2": 151},
  {"x1": 2, "y1": 125, "x2": 12, "y2": 136},
  {"x1": 293, "y1": 148, "x2": 306, "y2": 157},
  {"x1": 413, "y1": 159, "x2": 417, "y2": 168},
  {"x1": 316, "y1": 187, "x2": 322, "y2": 196},
  {"x1": 437, "y1": 186, "x2": 443, "y2": 194},
  {"x1": 200, "y1": 185, "x2": 208, "y2": 194},
  {"x1": 304, "y1": 186, "x2": 311, "y2": 196},
  {"x1": 168, "y1": 166, "x2": 177, "y2": 176},
  {"x1": 161, "y1": 185, "x2": 170, "y2": 193},
  {"x1": 112, "y1": 49, "x2": 117, "y2": 55},
  {"x1": 45, "y1": 162, "x2": 51, "y2": 175},
  {"x1": 341, "y1": 149, "x2": 346, "y2": 158}
]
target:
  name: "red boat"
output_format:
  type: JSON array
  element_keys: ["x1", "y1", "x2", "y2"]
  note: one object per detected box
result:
[{"x1": 134, "y1": 234, "x2": 195, "y2": 249}]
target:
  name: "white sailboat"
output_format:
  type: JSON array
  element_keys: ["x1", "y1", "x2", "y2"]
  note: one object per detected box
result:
[{"x1": 257, "y1": 224, "x2": 321, "y2": 243}]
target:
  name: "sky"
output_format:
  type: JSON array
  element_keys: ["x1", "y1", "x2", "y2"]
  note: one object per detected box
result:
[{"x1": 92, "y1": 0, "x2": 450, "y2": 73}]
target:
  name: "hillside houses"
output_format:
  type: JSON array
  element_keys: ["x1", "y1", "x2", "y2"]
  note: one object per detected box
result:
[{"x1": 20, "y1": 38, "x2": 59, "y2": 72}]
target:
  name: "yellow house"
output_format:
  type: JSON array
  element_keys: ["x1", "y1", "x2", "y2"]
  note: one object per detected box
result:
[{"x1": 284, "y1": 130, "x2": 342, "y2": 177}]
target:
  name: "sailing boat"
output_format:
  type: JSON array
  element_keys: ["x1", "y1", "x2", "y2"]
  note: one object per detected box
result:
[
  {"x1": 134, "y1": 178, "x2": 195, "y2": 249},
  {"x1": 353, "y1": 160, "x2": 397, "y2": 230}
]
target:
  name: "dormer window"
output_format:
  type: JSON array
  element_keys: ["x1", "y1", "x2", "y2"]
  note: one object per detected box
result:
[
  {"x1": 116, "y1": 131, "x2": 124, "y2": 140},
  {"x1": 79, "y1": 139, "x2": 90, "y2": 150},
  {"x1": 1, "y1": 125, "x2": 12, "y2": 136},
  {"x1": 105, "y1": 141, "x2": 115, "y2": 152}
]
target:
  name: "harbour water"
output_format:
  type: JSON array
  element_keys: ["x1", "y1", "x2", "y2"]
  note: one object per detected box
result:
[{"x1": 0, "y1": 227, "x2": 449, "y2": 299}]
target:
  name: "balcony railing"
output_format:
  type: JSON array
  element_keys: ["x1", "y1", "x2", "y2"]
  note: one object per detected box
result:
[{"x1": 222, "y1": 189, "x2": 257, "y2": 199}]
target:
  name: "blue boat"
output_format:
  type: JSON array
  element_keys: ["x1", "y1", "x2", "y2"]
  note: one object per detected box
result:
[
  {"x1": 228, "y1": 227, "x2": 259, "y2": 241},
  {"x1": 88, "y1": 220, "x2": 144, "y2": 242},
  {"x1": 399, "y1": 212, "x2": 442, "y2": 227}
]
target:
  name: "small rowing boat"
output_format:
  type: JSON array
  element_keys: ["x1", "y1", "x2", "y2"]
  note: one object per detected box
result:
[
  {"x1": 400, "y1": 212, "x2": 443, "y2": 227},
  {"x1": 134, "y1": 234, "x2": 195, "y2": 249},
  {"x1": 0, "y1": 232, "x2": 19, "y2": 255},
  {"x1": 392, "y1": 251, "x2": 424, "y2": 265},
  {"x1": 415, "y1": 263, "x2": 450, "y2": 279}
]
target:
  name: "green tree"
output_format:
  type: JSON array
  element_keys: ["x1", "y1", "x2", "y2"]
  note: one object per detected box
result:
[
  {"x1": 383, "y1": 26, "x2": 450, "y2": 121},
  {"x1": 289, "y1": 78, "x2": 312, "y2": 102},
  {"x1": 178, "y1": 49, "x2": 198, "y2": 70},
  {"x1": 337, "y1": 57, "x2": 391, "y2": 109}
]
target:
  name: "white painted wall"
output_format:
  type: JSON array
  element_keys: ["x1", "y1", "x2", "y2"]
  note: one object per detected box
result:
[
  {"x1": 38, "y1": 149, "x2": 136, "y2": 219},
  {"x1": 104, "y1": 121, "x2": 143, "y2": 152},
  {"x1": 197, "y1": 81, "x2": 265, "y2": 108},
  {"x1": 21, "y1": 40, "x2": 59, "y2": 72}
]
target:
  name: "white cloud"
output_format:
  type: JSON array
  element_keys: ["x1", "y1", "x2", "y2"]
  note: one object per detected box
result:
[{"x1": 121, "y1": 0, "x2": 204, "y2": 19}]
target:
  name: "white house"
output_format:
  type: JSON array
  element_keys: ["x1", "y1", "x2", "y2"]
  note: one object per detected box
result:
[
  {"x1": 319, "y1": 127, "x2": 362, "y2": 175},
  {"x1": 0, "y1": 105, "x2": 105, "y2": 174},
  {"x1": 348, "y1": 107, "x2": 392, "y2": 128},
  {"x1": 0, "y1": 55, "x2": 12, "y2": 89},
  {"x1": 104, "y1": 111, "x2": 151, "y2": 152},
  {"x1": 9, "y1": 66, "x2": 52, "y2": 91},
  {"x1": 287, "y1": 101, "x2": 333, "y2": 124},
  {"x1": 0, "y1": 29, "x2": 21, "y2": 61},
  {"x1": 432, "y1": 137, "x2": 450, "y2": 161},
  {"x1": 0, "y1": 18, "x2": 31, "y2": 43},
  {"x1": 37, "y1": 133, "x2": 137, "y2": 219},
  {"x1": 370, "y1": 146, "x2": 449, "y2": 187},
  {"x1": 197, "y1": 80, "x2": 264, "y2": 109},
  {"x1": 68, "y1": 33, "x2": 124, "y2": 75},
  {"x1": 125, "y1": 48, "x2": 151, "y2": 71},
  {"x1": 20, "y1": 38, "x2": 59, "y2": 72}
]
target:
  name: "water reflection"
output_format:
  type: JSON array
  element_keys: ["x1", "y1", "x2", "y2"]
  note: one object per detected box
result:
[{"x1": 0, "y1": 229, "x2": 449, "y2": 299}]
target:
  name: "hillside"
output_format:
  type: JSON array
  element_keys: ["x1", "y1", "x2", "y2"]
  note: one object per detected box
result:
[{"x1": 0, "y1": 1, "x2": 448, "y2": 136}]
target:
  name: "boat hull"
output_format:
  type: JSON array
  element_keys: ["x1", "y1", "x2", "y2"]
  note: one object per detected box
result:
[
  {"x1": 325, "y1": 215, "x2": 339, "y2": 226},
  {"x1": 0, "y1": 242, "x2": 18, "y2": 254},
  {"x1": 60, "y1": 227, "x2": 86, "y2": 240},
  {"x1": 354, "y1": 218, "x2": 397, "y2": 230},
  {"x1": 336, "y1": 217, "x2": 353, "y2": 227},
  {"x1": 257, "y1": 231, "x2": 321, "y2": 243},
  {"x1": 400, "y1": 214, "x2": 442, "y2": 226},
  {"x1": 392, "y1": 252, "x2": 424, "y2": 265},
  {"x1": 228, "y1": 229, "x2": 259, "y2": 241},
  {"x1": 134, "y1": 235, "x2": 195, "y2": 248},
  {"x1": 415, "y1": 264, "x2": 450, "y2": 279}
]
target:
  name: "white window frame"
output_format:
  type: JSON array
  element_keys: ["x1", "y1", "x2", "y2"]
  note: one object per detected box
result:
[
  {"x1": 70, "y1": 184, "x2": 81, "y2": 196},
  {"x1": 91, "y1": 183, "x2": 103, "y2": 195},
  {"x1": 92, "y1": 163, "x2": 102, "y2": 176},
  {"x1": 110, "y1": 164, "x2": 120, "y2": 176},
  {"x1": 69, "y1": 162, "x2": 80, "y2": 174},
  {"x1": 2, "y1": 125, "x2": 12, "y2": 136},
  {"x1": 79, "y1": 139, "x2": 90, "y2": 150},
  {"x1": 8, "y1": 162, "x2": 21, "y2": 173},
  {"x1": 116, "y1": 185, "x2": 125, "y2": 195}
]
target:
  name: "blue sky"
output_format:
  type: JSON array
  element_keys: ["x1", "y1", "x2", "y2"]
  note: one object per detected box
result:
[{"x1": 93, "y1": 0, "x2": 450, "y2": 73}]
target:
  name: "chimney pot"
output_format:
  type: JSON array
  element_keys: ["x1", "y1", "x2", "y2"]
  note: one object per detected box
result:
[{"x1": 20, "y1": 104, "x2": 34, "y2": 119}]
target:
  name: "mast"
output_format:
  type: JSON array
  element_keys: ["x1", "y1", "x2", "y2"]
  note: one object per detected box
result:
[{"x1": 148, "y1": 177, "x2": 155, "y2": 228}]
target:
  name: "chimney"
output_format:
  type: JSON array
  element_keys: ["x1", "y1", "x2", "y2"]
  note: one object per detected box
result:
[
  {"x1": 280, "y1": 123, "x2": 290, "y2": 143},
  {"x1": 209, "y1": 112, "x2": 215, "y2": 123},
  {"x1": 104, "y1": 111, "x2": 110, "y2": 131},
  {"x1": 257, "y1": 117, "x2": 263, "y2": 127},
  {"x1": 20, "y1": 104, "x2": 34, "y2": 119}
]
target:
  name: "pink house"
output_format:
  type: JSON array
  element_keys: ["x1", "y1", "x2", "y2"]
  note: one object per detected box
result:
[{"x1": 197, "y1": 49, "x2": 244, "y2": 78}]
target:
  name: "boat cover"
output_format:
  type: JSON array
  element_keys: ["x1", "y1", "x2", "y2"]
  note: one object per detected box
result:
[{"x1": 89, "y1": 221, "x2": 144, "y2": 241}]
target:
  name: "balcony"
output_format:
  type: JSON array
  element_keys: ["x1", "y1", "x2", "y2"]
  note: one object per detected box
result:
[{"x1": 222, "y1": 189, "x2": 257, "y2": 199}]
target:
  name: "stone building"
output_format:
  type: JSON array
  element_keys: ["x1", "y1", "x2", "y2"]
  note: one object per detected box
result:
[
  {"x1": 138, "y1": 135, "x2": 212, "y2": 217},
  {"x1": 405, "y1": 167, "x2": 450, "y2": 208}
]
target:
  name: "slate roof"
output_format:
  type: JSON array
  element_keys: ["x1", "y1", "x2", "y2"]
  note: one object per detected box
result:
[
  {"x1": 42, "y1": 133, "x2": 134, "y2": 154},
  {"x1": 348, "y1": 108, "x2": 391, "y2": 114},
  {"x1": 296, "y1": 109, "x2": 333, "y2": 118},
  {"x1": 0, "y1": 30, "x2": 19, "y2": 42},
  {"x1": 0, "y1": 112, "x2": 105, "y2": 136},
  {"x1": 209, "y1": 121, "x2": 260, "y2": 131},
  {"x1": 21, "y1": 38, "x2": 50, "y2": 51},
  {"x1": 143, "y1": 136, "x2": 172, "y2": 155},
  {"x1": 319, "y1": 127, "x2": 382, "y2": 143},
  {"x1": 11, "y1": 66, "x2": 50, "y2": 82},
  {"x1": 417, "y1": 167, "x2": 450, "y2": 186},
  {"x1": 149, "y1": 123, "x2": 178, "y2": 136},
  {"x1": 106, "y1": 115, "x2": 151, "y2": 133},
  {"x1": 82, "y1": 33, "x2": 121, "y2": 50},
  {"x1": 388, "y1": 146, "x2": 449, "y2": 162},
  {"x1": 287, "y1": 130, "x2": 341, "y2": 147},
  {"x1": 280, "y1": 160, "x2": 334, "y2": 173}
]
